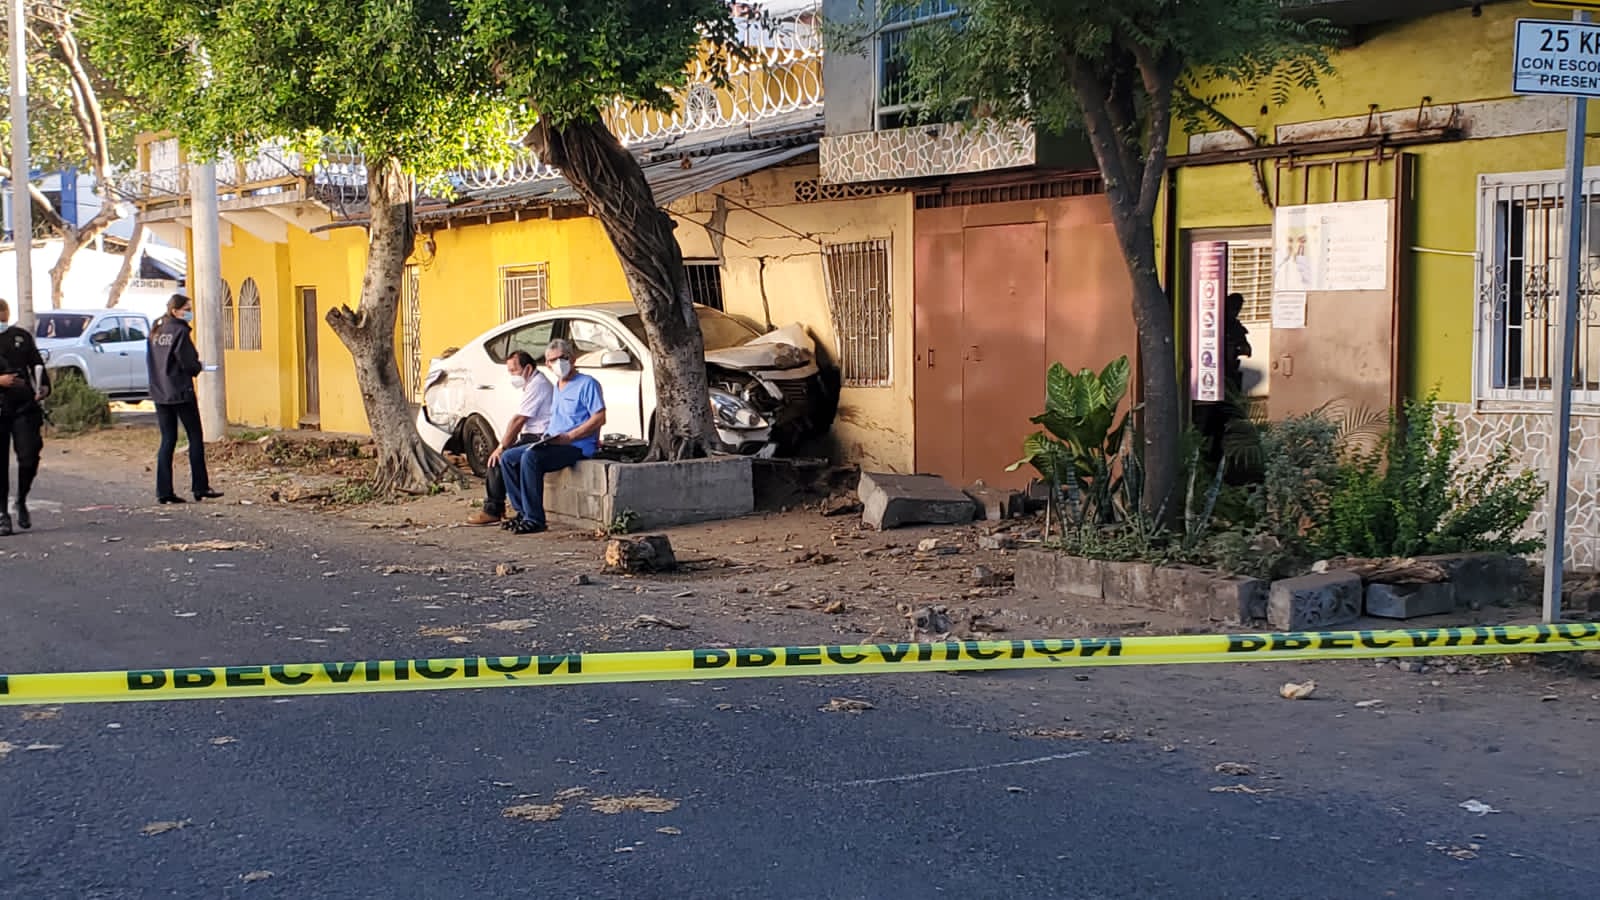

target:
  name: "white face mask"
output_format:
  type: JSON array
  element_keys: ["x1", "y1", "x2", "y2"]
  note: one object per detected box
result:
[
  {"x1": 552, "y1": 359, "x2": 573, "y2": 380},
  {"x1": 509, "y1": 374, "x2": 527, "y2": 390}
]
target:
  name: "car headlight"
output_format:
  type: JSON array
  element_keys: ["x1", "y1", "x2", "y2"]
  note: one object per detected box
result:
[{"x1": 710, "y1": 389, "x2": 768, "y2": 430}]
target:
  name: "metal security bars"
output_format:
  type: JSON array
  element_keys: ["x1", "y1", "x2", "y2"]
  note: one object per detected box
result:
[
  {"x1": 683, "y1": 261, "x2": 725, "y2": 311},
  {"x1": 822, "y1": 239, "x2": 893, "y2": 387},
  {"x1": 501, "y1": 264, "x2": 550, "y2": 321},
  {"x1": 237, "y1": 279, "x2": 263, "y2": 351},
  {"x1": 220, "y1": 281, "x2": 236, "y2": 351},
  {"x1": 1225, "y1": 240, "x2": 1275, "y2": 325},
  {"x1": 402, "y1": 266, "x2": 423, "y2": 403},
  {"x1": 1478, "y1": 172, "x2": 1600, "y2": 404},
  {"x1": 876, "y1": 0, "x2": 960, "y2": 130}
]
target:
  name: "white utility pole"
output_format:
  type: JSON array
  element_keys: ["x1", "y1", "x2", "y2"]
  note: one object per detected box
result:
[
  {"x1": 8, "y1": 0, "x2": 34, "y2": 331},
  {"x1": 190, "y1": 160, "x2": 227, "y2": 441}
]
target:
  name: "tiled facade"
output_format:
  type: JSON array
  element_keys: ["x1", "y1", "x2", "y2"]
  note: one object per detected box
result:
[
  {"x1": 1443, "y1": 403, "x2": 1600, "y2": 571},
  {"x1": 819, "y1": 121, "x2": 1035, "y2": 184}
]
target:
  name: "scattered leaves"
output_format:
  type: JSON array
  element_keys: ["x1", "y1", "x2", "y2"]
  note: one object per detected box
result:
[
  {"x1": 1279, "y1": 680, "x2": 1317, "y2": 700},
  {"x1": 25, "y1": 743, "x2": 62, "y2": 752},
  {"x1": 1459, "y1": 799, "x2": 1500, "y2": 816},
  {"x1": 151, "y1": 540, "x2": 261, "y2": 553},
  {"x1": 20, "y1": 709, "x2": 60, "y2": 721},
  {"x1": 1214, "y1": 762, "x2": 1254, "y2": 776},
  {"x1": 481, "y1": 618, "x2": 539, "y2": 632},
  {"x1": 820, "y1": 697, "x2": 875, "y2": 714},
  {"x1": 588, "y1": 794, "x2": 679, "y2": 814},
  {"x1": 1354, "y1": 699, "x2": 1384, "y2": 709},
  {"x1": 1209, "y1": 784, "x2": 1274, "y2": 795},
  {"x1": 209, "y1": 736, "x2": 239, "y2": 746},
  {"x1": 1018, "y1": 727, "x2": 1086, "y2": 740},
  {"x1": 656, "y1": 826, "x2": 683, "y2": 836},
  {"x1": 240, "y1": 871, "x2": 274, "y2": 883},
  {"x1": 822, "y1": 600, "x2": 847, "y2": 615},
  {"x1": 140, "y1": 819, "x2": 191, "y2": 836},
  {"x1": 553, "y1": 787, "x2": 590, "y2": 802},
  {"x1": 502, "y1": 803, "x2": 564, "y2": 822}
]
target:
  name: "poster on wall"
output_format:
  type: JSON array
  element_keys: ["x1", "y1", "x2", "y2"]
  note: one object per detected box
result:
[
  {"x1": 1271, "y1": 200, "x2": 1391, "y2": 293},
  {"x1": 1189, "y1": 241, "x2": 1227, "y2": 403}
]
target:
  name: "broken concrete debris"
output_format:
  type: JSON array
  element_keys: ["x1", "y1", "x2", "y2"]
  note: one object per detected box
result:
[{"x1": 858, "y1": 472, "x2": 977, "y2": 531}]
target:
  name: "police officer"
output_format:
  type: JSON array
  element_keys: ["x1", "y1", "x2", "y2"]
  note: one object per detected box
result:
[
  {"x1": 149, "y1": 293, "x2": 222, "y2": 504},
  {"x1": 0, "y1": 298, "x2": 51, "y2": 535}
]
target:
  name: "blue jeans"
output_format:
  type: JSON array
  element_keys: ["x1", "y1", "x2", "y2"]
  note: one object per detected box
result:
[{"x1": 500, "y1": 443, "x2": 585, "y2": 527}]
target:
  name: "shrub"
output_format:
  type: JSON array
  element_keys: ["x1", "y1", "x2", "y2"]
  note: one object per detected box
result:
[
  {"x1": 42, "y1": 371, "x2": 112, "y2": 435},
  {"x1": 1008, "y1": 356, "x2": 1136, "y2": 527}
]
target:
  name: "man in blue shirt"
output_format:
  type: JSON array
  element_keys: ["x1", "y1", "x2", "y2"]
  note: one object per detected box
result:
[{"x1": 500, "y1": 338, "x2": 606, "y2": 535}]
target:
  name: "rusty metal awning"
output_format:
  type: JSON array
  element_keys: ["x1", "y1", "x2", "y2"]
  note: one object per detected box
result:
[{"x1": 463, "y1": 142, "x2": 818, "y2": 208}]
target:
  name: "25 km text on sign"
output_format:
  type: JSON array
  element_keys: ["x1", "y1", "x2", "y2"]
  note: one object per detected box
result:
[{"x1": 1515, "y1": 18, "x2": 1600, "y2": 97}]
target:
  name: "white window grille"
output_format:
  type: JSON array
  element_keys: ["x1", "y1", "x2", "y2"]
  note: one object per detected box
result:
[
  {"x1": 237, "y1": 278, "x2": 263, "y2": 351},
  {"x1": 402, "y1": 266, "x2": 423, "y2": 402},
  {"x1": 220, "y1": 280, "x2": 236, "y2": 350},
  {"x1": 683, "y1": 260, "x2": 724, "y2": 311},
  {"x1": 876, "y1": 0, "x2": 960, "y2": 130},
  {"x1": 501, "y1": 263, "x2": 549, "y2": 321},
  {"x1": 1477, "y1": 171, "x2": 1600, "y2": 405},
  {"x1": 822, "y1": 239, "x2": 893, "y2": 387},
  {"x1": 1225, "y1": 239, "x2": 1275, "y2": 325}
]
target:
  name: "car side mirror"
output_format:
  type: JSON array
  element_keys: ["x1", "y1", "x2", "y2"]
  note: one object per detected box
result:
[{"x1": 599, "y1": 349, "x2": 632, "y2": 368}]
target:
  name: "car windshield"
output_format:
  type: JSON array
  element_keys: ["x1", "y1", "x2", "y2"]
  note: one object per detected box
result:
[
  {"x1": 619, "y1": 308, "x2": 761, "y2": 352},
  {"x1": 35, "y1": 314, "x2": 93, "y2": 339}
]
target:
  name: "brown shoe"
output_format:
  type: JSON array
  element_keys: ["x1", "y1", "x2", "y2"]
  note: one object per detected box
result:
[{"x1": 466, "y1": 510, "x2": 501, "y2": 526}]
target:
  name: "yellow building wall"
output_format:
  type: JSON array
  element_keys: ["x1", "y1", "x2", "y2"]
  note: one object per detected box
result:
[
  {"x1": 1167, "y1": 1, "x2": 1590, "y2": 404},
  {"x1": 218, "y1": 229, "x2": 296, "y2": 429}
]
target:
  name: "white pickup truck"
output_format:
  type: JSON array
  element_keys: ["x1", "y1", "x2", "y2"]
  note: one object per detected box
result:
[{"x1": 34, "y1": 309, "x2": 153, "y2": 400}]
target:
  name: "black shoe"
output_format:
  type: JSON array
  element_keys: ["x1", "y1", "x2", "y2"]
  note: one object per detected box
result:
[
  {"x1": 0, "y1": 513, "x2": 11, "y2": 536},
  {"x1": 194, "y1": 489, "x2": 224, "y2": 502},
  {"x1": 14, "y1": 500, "x2": 28, "y2": 531},
  {"x1": 510, "y1": 518, "x2": 547, "y2": 535},
  {"x1": 158, "y1": 495, "x2": 187, "y2": 505}
]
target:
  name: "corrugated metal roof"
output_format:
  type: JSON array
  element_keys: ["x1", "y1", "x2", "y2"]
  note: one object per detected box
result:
[{"x1": 464, "y1": 142, "x2": 818, "y2": 207}]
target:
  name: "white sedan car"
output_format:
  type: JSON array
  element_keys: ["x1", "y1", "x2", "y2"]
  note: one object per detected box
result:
[{"x1": 417, "y1": 302, "x2": 838, "y2": 475}]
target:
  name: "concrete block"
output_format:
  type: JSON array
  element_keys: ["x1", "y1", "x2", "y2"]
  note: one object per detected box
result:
[
  {"x1": 1225, "y1": 577, "x2": 1270, "y2": 623},
  {"x1": 1015, "y1": 550, "x2": 1104, "y2": 600},
  {"x1": 859, "y1": 472, "x2": 977, "y2": 530},
  {"x1": 1365, "y1": 582, "x2": 1458, "y2": 620},
  {"x1": 964, "y1": 483, "x2": 1027, "y2": 521},
  {"x1": 545, "y1": 457, "x2": 753, "y2": 530},
  {"x1": 1417, "y1": 553, "x2": 1529, "y2": 609},
  {"x1": 1102, "y1": 560, "x2": 1155, "y2": 607},
  {"x1": 1268, "y1": 572, "x2": 1363, "y2": 631}
]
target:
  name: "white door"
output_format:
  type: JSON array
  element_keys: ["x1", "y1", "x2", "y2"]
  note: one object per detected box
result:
[
  {"x1": 117, "y1": 316, "x2": 151, "y2": 396},
  {"x1": 562, "y1": 317, "x2": 644, "y2": 439},
  {"x1": 85, "y1": 319, "x2": 129, "y2": 392}
]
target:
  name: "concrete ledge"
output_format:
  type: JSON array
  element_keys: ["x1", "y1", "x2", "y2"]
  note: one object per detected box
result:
[
  {"x1": 1016, "y1": 549, "x2": 1264, "y2": 624},
  {"x1": 545, "y1": 457, "x2": 754, "y2": 530}
]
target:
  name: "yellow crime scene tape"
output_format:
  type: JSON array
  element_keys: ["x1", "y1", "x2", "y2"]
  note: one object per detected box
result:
[{"x1": 3, "y1": 623, "x2": 1599, "y2": 707}]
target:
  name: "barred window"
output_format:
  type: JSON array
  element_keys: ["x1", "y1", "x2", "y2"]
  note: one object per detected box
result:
[
  {"x1": 237, "y1": 278, "x2": 263, "y2": 351},
  {"x1": 402, "y1": 265, "x2": 423, "y2": 402},
  {"x1": 220, "y1": 280, "x2": 236, "y2": 350},
  {"x1": 501, "y1": 263, "x2": 549, "y2": 321},
  {"x1": 876, "y1": 0, "x2": 961, "y2": 131},
  {"x1": 1478, "y1": 173, "x2": 1600, "y2": 404},
  {"x1": 1225, "y1": 239, "x2": 1275, "y2": 325},
  {"x1": 683, "y1": 260, "x2": 724, "y2": 311},
  {"x1": 822, "y1": 239, "x2": 892, "y2": 387}
]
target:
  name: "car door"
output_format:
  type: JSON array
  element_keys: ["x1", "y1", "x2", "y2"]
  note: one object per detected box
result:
[
  {"x1": 84, "y1": 317, "x2": 128, "y2": 392},
  {"x1": 560, "y1": 317, "x2": 644, "y2": 440},
  {"x1": 475, "y1": 318, "x2": 557, "y2": 437},
  {"x1": 117, "y1": 316, "x2": 152, "y2": 396}
]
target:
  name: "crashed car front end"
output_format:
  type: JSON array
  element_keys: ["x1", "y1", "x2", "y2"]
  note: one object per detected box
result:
[{"x1": 705, "y1": 323, "x2": 840, "y2": 452}]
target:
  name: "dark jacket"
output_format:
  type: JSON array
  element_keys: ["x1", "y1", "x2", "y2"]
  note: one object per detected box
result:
[
  {"x1": 148, "y1": 314, "x2": 203, "y2": 405},
  {"x1": 0, "y1": 324, "x2": 50, "y2": 417}
]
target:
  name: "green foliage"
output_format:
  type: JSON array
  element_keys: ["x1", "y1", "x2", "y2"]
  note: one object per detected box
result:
[
  {"x1": 461, "y1": 0, "x2": 740, "y2": 126},
  {"x1": 42, "y1": 372, "x2": 111, "y2": 435},
  {"x1": 83, "y1": 0, "x2": 520, "y2": 183},
  {"x1": 1008, "y1": 357, "x2": 1135, "y2": 525},
  {"x1": 606, "y1": 508, "x2": 641, "y2": 536},
  {"x1": 1319, "y1": 394, "x2": 1544, "y2": 558}
]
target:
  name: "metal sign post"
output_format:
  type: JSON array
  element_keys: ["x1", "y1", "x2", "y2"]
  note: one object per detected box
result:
[{"x1": 1514, "y1": 11, "x2": 1596, "y2": 621}]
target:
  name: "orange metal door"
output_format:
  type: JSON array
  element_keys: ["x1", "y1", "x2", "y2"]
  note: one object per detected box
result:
[
  {"x1": 960, "y1": 223, "x2": 1047, "y2": 489},
  {"x1": 914, "y1": 229, "x2": 966, "y2": 480}
]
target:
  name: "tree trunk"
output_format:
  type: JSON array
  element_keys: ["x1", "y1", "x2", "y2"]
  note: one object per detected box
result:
[
  {"x1": 325, "y1": 158, "x2": 457, "y2": 493},
  {"x1": 106, "y1": 218, "x2": 147, "y2": 309},
  {"x1": 1070, "y1": 58, "x2": 1183, "y2": 525},
  {"x1": 525, "y1": 118, "x2": 712, "y2": 461},
  {"x1": 49, "y1": 209, "x2": 116, "y2": 308}
]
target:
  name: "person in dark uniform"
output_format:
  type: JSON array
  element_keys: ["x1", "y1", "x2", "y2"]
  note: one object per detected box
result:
[
  {"x1": 148, "y1": 293, "x2": 223, "y2": 504},
  {"x1": 0, "y1": 298, "x2": 51, "y2": 535}
]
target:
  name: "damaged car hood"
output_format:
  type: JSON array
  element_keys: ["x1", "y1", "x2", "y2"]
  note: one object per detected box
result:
[{"x1": 703, "y1": 322, "x2": 816, "y2": 371}]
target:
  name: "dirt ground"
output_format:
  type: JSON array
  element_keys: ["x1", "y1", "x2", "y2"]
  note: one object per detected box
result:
[{"x1": 51, "y1": 414, "x2": 1588, "y2": 649}]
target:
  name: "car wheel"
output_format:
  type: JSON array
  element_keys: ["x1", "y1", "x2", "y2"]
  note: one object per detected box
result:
[{"x1": 462, "y1": 415, "x2": 496, "y2": 478}]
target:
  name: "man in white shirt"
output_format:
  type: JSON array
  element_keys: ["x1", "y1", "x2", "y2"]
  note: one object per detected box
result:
[{"x1": 465, "y1": 350, "x2": 553, "y2": 525}]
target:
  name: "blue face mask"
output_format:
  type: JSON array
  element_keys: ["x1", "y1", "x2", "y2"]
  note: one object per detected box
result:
[{"x1": 179, "y1": 309, "x2": 194, "y2": 323}]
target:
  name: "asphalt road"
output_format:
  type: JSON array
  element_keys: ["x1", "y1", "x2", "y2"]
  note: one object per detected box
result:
[{"x1": 2, "y1": 470, "x2": 1597, "y2": 898}]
